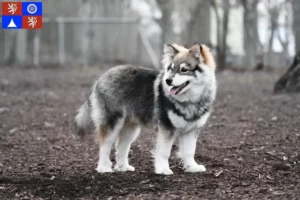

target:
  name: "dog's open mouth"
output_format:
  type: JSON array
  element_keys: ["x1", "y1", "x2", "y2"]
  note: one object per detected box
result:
[{"x1": 170, "y1": 81, "x2": 190, "y2": 95}]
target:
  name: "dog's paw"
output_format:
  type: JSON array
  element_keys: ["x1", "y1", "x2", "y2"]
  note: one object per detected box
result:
[
  {"x1": 184, "y1": 164, "x2": 206, "y2": 173},
  {"x1": 114, "y1": 164, "x2": 135, "y2": 172},
  {"x1": 155, "y1": 168, "x2": 173, "y2": 175},
  {"x1": 95, "y1": 166, "x2": 114, "y2": 173}
]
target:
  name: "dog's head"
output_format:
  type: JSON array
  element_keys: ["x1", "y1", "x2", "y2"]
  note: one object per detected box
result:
[{"x1": 161, "y1": 43, "x2": 216, "y2": 100}]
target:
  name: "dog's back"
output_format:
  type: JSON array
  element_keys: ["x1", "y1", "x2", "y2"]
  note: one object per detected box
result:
[{"x1": 74, "y1": 65, "x2": 158, "y2": 139}]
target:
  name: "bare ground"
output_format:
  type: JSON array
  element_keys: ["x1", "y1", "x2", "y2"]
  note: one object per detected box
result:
[{"x1": 0, "y1": 67, "x2": 300, "y2": 200}]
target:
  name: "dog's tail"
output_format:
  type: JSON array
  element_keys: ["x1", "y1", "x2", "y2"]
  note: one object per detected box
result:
[{"x1": 74, "y1": 99, "x2": 92, "y2": 140}]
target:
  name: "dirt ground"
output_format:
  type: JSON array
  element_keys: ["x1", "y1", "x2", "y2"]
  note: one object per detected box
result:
[{"x1": 0, "y1": 66, "x2": 300, "y2": 200}]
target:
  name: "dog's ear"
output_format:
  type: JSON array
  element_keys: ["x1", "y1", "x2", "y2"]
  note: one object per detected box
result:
[
  {"x1": 163, "y1": 44, "x2": 179, "y2": 58},
  {"x1": 189, "y1": 44, "x2": 201, "y2": 59},
  {"x1": 200, "y1": 44, "x2": 216, "y2": 71},
  {"x1": 161, "y1": 44, "x2": 179, "y2": 68}
]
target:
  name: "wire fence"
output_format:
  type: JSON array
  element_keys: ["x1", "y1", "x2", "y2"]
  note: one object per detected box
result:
[{"x1": 0, "y1": 17, "x2": 160, "y2": 68}]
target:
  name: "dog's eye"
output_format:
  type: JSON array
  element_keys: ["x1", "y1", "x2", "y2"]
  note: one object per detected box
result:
[{"x1": 180, "y1": 68, "x2": 189, "y2": 73}]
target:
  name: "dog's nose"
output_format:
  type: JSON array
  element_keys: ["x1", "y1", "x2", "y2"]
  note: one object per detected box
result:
[{"x1": 166, "y1": 78, "x2": 173, "y2": 86}]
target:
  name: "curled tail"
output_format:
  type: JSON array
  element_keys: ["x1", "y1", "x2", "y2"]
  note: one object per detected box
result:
[{"x1": 74, "y1": 99, "x2": 92, "y2": 140}]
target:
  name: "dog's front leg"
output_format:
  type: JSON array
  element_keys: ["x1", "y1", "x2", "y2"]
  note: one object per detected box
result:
[
  {"x1": 178, "y1": 130, "x2": 206, "y2": 173},
  {"x1": 154, "y1": 126, "x2": 175, "y2": 175}
]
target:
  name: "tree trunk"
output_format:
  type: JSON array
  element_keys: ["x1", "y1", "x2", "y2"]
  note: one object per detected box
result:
[
  {"x1": 3, "y1": 29, "x2": 27, "y2": 65},
  {"x1": 293, "y1": 0, "x2": 300, "y2": 52},
  {"x1": 274, "y1": 53, "x2": 300, "y2": 93},
  {"x1": 218, "y1": 0, "x2": 230, "y2": 70},
  {"x1": 242, "y1": 0, "x2": 259, "y2": 68},
  {"x1": 265, "y1": 1, "x2": 281, "y2": 67},
  {"x1": 78, "y1": 0, "x2": 92, "y2": 67},
  {"x1": 90, "y1": 0, "x2": 135, "y2": 64},
  {"x1": 15, "y1": 30, "x2": 27, "y2": 65},
  {"x1": 4, "y1": 31, "x2": 17, "y2": 65},
  {"x1": 211, "y1": 0, "x2": 222, "y2": 70},
  {"x1": 276, "y1": 28, "x2": 289, "y2": 63},
  {"x1": 276, "y1": 3, "x2": 290, "y2": 63},
  {"x1": 178, "y1": 0, "x2": 211, "y2": 46},
  {"x1": 210, "y1": 0, "x2": 230, "y2": 70},
  {"x1": 157, "y1": 0, "x2": 175, "y2": 54},
  {"x1": 268, "y1": 22, "x2": 276, "y2": 53}
]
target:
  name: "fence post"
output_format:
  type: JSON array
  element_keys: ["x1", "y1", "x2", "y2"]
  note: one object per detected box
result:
[
  {"x1": 33, "y1": 30, "x2": 40, "y2": 66},
  {"x1": 138, "y1": 27, "x2": 159, "y2": 69},
  {"x1": 57, "y1": 18, "x2": 65, "y2": 65}
]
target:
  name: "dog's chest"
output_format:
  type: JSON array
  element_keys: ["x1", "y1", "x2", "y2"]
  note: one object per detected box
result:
[
  {"x1": 167, "y1": 110, "x2": 210, "y2": 131},
  {"x1": 167, "y1": 100, "x2": 211, "y2": 131}
]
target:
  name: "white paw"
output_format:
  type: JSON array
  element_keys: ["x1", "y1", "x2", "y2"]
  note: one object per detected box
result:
[
  {"x1": 184, "y1": 164, "x2": 206, "y2": 173},
  {"x1": 114, "y1": 164, "x2": 135, "y2": 172},
  {"x1": 95, "y1": 165, "x2": 114, "y2": 173},
  {"x1": 155, "y1": 167, "x2": 173, "y2": 175}
]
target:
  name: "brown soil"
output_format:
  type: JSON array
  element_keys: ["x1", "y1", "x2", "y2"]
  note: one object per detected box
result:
[{"x1": 0, "y1": 67, "x2": 300, "y2": 200}]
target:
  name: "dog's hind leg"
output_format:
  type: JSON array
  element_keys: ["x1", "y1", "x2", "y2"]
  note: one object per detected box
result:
[
  {"x1": 95, "y1": 117, "x2": 125, "y2": 173},
  {"x1": 114, "y1": 121, "x2": 140, "y2": 172},
  {"x1": 154, "y1": 126, "x2": 175, "y2": 175},
  {"x1": 178, "y1": 130, "x2": 206, "y2": 173}
]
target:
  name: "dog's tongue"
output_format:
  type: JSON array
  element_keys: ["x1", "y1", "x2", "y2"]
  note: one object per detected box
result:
[{"x1": 170, "y1": 87, "x2": 180, "y2": 95}]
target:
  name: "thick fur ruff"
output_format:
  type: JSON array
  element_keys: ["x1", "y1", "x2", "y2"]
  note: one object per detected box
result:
[{"x1": 74, "y1": 44, "x2": 217, "y2": 175}]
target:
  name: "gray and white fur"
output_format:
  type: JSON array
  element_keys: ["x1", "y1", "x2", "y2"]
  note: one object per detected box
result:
[{"x1": 74, "y1": 43, "x2": 217, "y2": 175}]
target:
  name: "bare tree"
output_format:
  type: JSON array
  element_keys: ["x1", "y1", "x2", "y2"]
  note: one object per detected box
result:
[
  {"x1": 266, "y1": 0, "x2": 281, "y2": 53},
  {"x1": 241, "y1": 0, "x2": 260, "y2": 68},
  {"x1": 89, "y1": 0, "x2": 137, "y2": 64},
  {"x1": 78, "y1": 0, "x2": 92, "y2": 67},
  {"x1": 210, "y1": 0, "x2": 231, "y2": 70},
  {"x1": 292, "y1": 0, "x2": 300, "y2": 52},
  {"x1": 3, "y1": 30, "x2": 27, "y2": 65},
  {"x1": 262, "y1": 0, "x2": 289, "y2": 66},
  {"x1": 276, "y1": 1, "x2": 292, "y2": 62},
  {"x1": 3, "y1": 32, "x2": 17, "y2": 65},
  {"x1": 175, "y1": 0, "x2": 211, "y2": 46},
  {"x1": 156, "y1": 0, "x2": 175, "y2": 49},
  {"x1": 1, "y1": 0, "x2": 27, "y2": 65}
]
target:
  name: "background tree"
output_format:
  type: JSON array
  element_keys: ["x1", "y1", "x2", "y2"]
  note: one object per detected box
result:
[
  {"x1": 262, "y1": 0, "x2": 290, "y2": 67},
  {"x1": 292, "y1": 0, "x2": 300, "y2": 52},
  {"x1": 210, "y1": 0, "x2": 231, "y2": 70},
  {"x1": 276, "y1": 0, "x2": 292, "y2": 62},
  {"x1": 241, "y1": 0, "x2": 261, "y2": 68},
  {"x1": 174, "y1": 0, "x2": 211, "y2": 46},
  {"x1": 156, "y1": 0, "x2": 175, "y2": 49},
  {"x1": 274, "y1": 0, "x2": 300, "y2": 94},
  {"x1": 0, "y1": 0, "x2": 297, "y2": 70}
]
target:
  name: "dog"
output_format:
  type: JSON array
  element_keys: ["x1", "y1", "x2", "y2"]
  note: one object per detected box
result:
[{"x1": 74, "y1": 43, "x2": 216, "y2": 175}]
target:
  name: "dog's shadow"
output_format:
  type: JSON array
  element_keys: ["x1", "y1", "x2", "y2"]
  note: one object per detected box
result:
[{"x1": 0, "y1": 169, "x2": 214, "y2": 199}]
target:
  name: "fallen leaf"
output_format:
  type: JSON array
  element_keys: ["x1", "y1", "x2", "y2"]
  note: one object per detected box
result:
[
  {"x1": 140, "y1": 179, "x2": 150, "y2": 184},
  {"x1": 272, "y1": 191, "x2": 285, "y2": 195},
  {"x1": 258, "y1": 118, "x2": 264, "y2": 122},
  {"x1": 0, "y1": 107, "x2": 9, "y2": 113},
  {"x1": 9, "y1": 127, "x2": 18, "y2": 134},
  {"x1": 44, "y1": 122, "x2": 55, "y2": 128},
  {"x1": 214, "y1": 170, "x2": 223, "y2": 177}
]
